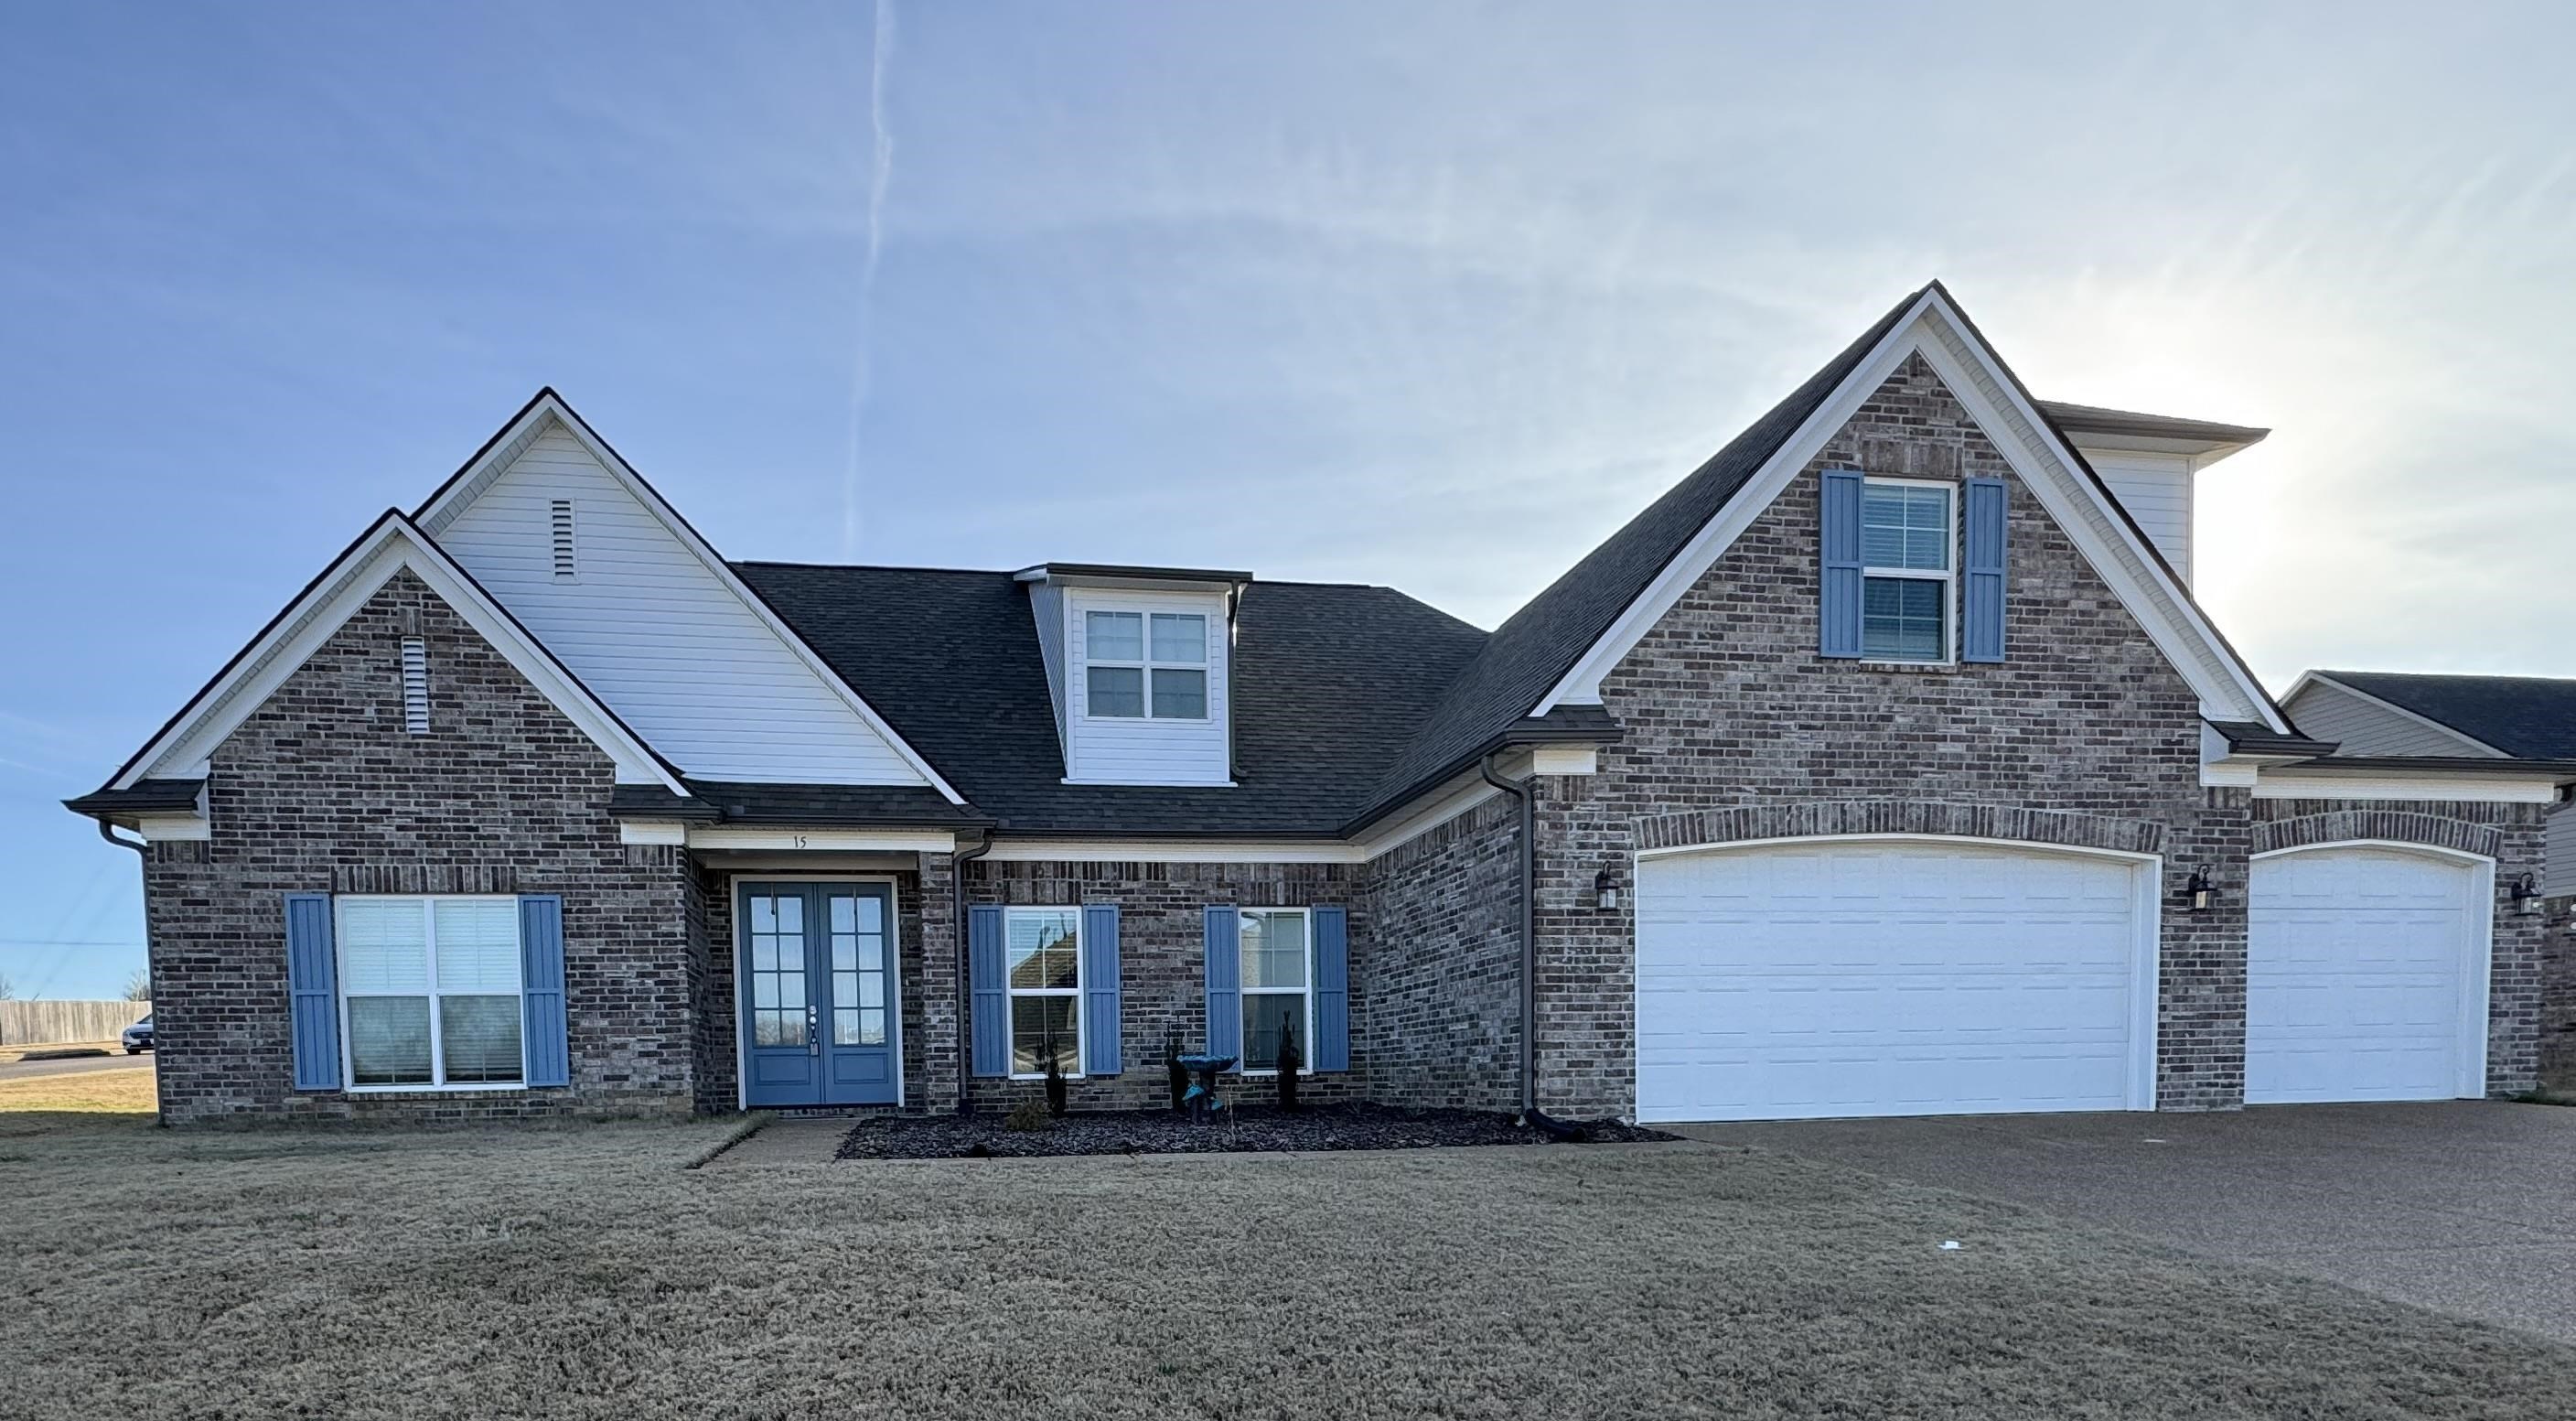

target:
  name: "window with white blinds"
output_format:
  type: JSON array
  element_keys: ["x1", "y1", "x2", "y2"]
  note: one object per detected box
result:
[{"x1": 337, "y1": 896, "x2": 524, "y2": 1088}]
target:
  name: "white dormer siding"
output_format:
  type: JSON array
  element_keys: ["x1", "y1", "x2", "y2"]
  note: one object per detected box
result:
[
  {"x1": 2078, "y1": 447, "x2": 2195, "y2": 582},
  {"x1": 434, "y1": 424, "x2": 928, "y2": 785},
  {"x1": 1057, "y1": 585, "x2": 1233, "y2": 786}
]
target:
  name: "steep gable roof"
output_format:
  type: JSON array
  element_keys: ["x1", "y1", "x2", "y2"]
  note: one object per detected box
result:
[
  {"x1": 412, "y1": 389, "x2": 968, "y2": 802},
  {"x1": 1358, "y1": 283, "x2": 2292, "y2": 825},
  {"x1": 82, "y1": 511, "x2": 683, "y2": 802},
  {"x1": 2301, "y1": 672, "x2": 2576, "y2": 760}
]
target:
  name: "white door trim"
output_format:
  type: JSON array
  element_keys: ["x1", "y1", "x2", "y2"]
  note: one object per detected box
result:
[
  {"x1": 1632, "y1": 833, "x2": 2163, "y2": 1114},
  {"x1": 726, "y1": 872, "x2": 906, "y2": 1113},
  {"x1": 2248, "y1": 839, "x2": 2494, "y2": 1101}
]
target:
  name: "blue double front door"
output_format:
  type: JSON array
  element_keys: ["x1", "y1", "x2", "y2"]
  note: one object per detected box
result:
[{"x1": 739, "y1": 881, "x2": 898, "y2": 1107}]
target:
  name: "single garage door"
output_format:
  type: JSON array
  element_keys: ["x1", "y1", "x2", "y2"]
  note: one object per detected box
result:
[
  {"x1": 2247, "y1": 846, "x2": 2486, "y2": 1104},
  {"x1": 1635, "y1": 839, "x2": 2153, "y2": 1123}
]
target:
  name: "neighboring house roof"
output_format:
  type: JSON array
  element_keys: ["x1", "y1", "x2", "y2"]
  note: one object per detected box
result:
[
  {"x1": 734, "y1": 563, "x2": 1491, "y2": 835},
  {"x1": 2302, "y1": 672, "x2": 2576, "y2": 760}
]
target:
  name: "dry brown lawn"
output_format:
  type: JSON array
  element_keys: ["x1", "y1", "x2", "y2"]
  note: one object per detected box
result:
[
  {"x1": 0, "y1": 1063, "x2": 157, "y2": 1133},
  {"x1": 4, "y1": 1110, "x2": 2573, "y2": 1420}
]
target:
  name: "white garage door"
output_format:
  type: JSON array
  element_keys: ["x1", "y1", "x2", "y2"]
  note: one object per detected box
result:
[
  {"x1": 1635, "y1": 840, "x2": 2152, "y2": 1123},
  {"x1": 2247, "y1": 847, "x2": 2485, "y2": 1105}
]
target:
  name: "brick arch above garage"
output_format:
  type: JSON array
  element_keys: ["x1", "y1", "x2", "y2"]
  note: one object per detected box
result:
[
  {"x1": 2252, "y1": 809, "x2": 2507, "y2": 861},
  {"x1": 1633, "y1": 801, "x2": 2167, "y2": 858}
]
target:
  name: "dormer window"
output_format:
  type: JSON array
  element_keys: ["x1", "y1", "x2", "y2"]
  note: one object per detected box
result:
[
  {"x1": 1084, "y1": 610, "x2": 1208, "y2": 720},
  {"x1": 1860, "y1": 479, "x2": 1953, "y2": 662}
]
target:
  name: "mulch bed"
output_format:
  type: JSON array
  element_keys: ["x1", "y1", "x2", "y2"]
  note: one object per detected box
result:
[{"x1": 834, "y1": 1103, "x2": 1677, "y2": 1159}]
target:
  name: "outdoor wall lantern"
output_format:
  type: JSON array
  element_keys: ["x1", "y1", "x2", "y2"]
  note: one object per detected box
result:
[
  {"x1": 1594, "y1": 867, "x2": 1621, "y2": 912},
  {"x1": 2509, "y1": 873, "x2": 2542, "y2": 916},
  {"x1": 2184, "y1": 867, "x2": 2216, "y2": 914}
]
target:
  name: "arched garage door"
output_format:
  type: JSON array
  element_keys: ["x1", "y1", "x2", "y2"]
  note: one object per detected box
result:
[
  {"x1": 1635, "y1": 838, "x2": 2156, "y2": 1123},
  {"x1": 2247, "y1": 845, "x2": 2489, "y2": 1104}
]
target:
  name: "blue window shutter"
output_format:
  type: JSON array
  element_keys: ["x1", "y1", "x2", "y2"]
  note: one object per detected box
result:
[
  {"x1": 1311, "y1": 906, "x2": 1349, "y2": 1072},
  {"x1": 1080, "y1": 903, "x2": 1122, "y2": 1076},
  {"x1": 968, "y1": 905, "x2": 1008, "y2": 1077},
  {"x1": 1819, "y1": 468, "x2": 1865, "y2": 658},
  {"x1": 284, "y1": 892, "x2": 339, "y2": 1092},
  {"x1": 1203, "y1": 905, "x2": 1241, "y2": 1062},
  {"x1": 518, "y1": 895, "x2": 569, "y2": 1087},
  {"x1": 1963, "y1": 476, "x2": 2008, "y2": 663}
]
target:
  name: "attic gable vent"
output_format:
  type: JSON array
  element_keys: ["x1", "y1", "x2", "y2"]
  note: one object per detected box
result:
[
  {"x1": 550, "y1": 499, "x2": 576, "y2": 579},
  {"x1": 401, "y1": 637, "x2": 430, "y2": 735}
]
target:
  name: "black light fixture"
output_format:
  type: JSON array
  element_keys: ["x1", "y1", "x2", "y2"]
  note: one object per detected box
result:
[
  {"x1": 2184, "y1": 867, "x2": 2216, "y2": 914},
  {"x1": 1594, "y1": 866, "x2": 1621, "y2": 912},
  {"x1": 2509, "y1": 873, "x2": 2542, "y2": 916}
]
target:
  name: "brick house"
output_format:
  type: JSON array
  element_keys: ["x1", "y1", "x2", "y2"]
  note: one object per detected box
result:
[{"x1": 70, "y1": 283, "x2": 2576, "y2": 1125}]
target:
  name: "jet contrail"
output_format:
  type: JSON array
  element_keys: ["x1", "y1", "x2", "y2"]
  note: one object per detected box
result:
[{"x1": 842, "y1": 0, "x2": 896, "y2": 559}]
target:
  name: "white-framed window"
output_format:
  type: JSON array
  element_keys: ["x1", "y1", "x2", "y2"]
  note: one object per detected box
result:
[
  {"x1": 1084, "y1": 608, "x2": 1209, "y2": 720},
  {"x1": 336, "y1": 896, "x2": 524, "y2": 1090},
  {"x1": 1239, "y1": 907, "x2": 1312, "y2": 1072},
  {"x1": 1005, "y1": 907, "x2": 1082, "y2": 1078},
  {"x1": 1860, "y1": 478, "x2": 1954, "y2": 662}
]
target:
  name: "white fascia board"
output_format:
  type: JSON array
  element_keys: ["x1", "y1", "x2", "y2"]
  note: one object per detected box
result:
[
  {"x1": 1529, "y1": 745, "x2": 1599, "y2": 776},
  {"x1": 687, "y1": 826, "x2": 960, "y2": 853},
  {"x1": 1352, "y1": 762, "x2": 1518, "y2": 860},
  {"x1": 1535, "y1": 293, "x2": 2286, "y2": 735},
  {"x1": 413, "y1": 393, "x2": 970, "y2": 805},
  {"x1": 2282, "y1": 673, "x2": 2508, "y2": 758},
  {"x1": 1537, "y1": 291, "x2": 1938, "y2": 711},
  {"x1": 2249, "y1": 769, "x2": 2560, "y2": 803},
  {"x1": 114, "y1": 515, "x2": 683, "y2": 793},
  {"x1": 617, "y1": 821, "x2": 690, "y2": 845},
  {"x1": 980, "y1": 838, "x2": 1368, "y2": 865},
  {"x1": 133, "y1": 813, "x2": 212, "y2": 841}
]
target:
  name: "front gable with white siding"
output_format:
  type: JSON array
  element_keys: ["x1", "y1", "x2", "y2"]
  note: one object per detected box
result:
[{"x1": 415, "y1": 392, "x2": 960, "y2": 792}]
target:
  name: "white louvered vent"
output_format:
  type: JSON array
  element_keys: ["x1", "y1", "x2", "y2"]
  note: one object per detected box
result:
[
  {"x1": 550, "y1": 499, "x2": 576, "y2": 580},
  {"x1": 401, "y1": 637, "x2": 430, "y2": 735}
]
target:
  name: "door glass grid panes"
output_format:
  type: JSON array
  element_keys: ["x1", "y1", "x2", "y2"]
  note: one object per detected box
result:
[
  {"x1": 829, "y1": 892, "x2": 889, "y2": 1048},
  {"x1": 1006, "y1": 908, "x2": 1080, "y2": 1075},
  {"x1": 1238, "y1": 910, "x2": 1309, "y2": 1071},
  {"x1": 748, "y1": 893, "x2": 808, "y2": 1049}
]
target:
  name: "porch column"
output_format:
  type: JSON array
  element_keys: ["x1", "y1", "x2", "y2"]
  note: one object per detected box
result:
[{"x1": 915, "y1": 849, "x2": 961, "y2": 1114}]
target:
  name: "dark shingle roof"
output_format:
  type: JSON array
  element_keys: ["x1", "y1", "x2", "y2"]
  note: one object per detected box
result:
[
  {"x1": 1358, "y1": 285, "x2": 1927, "y2": 815},
  {"x1": 733, "y1": 564, "x2": 1489, "y2": 834},
  {"x1": 2313, "y1": 672, "x2": 2576, "y2": 760},
  {"x1": 62, "y1": 778, "x2": 205, "y2": 817},
  {"x1": 2035, "y1": 401, "x2": 2269, "y2": 448}
]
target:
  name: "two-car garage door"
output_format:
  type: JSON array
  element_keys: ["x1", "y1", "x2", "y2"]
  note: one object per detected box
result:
[
  {"x1": 1635, "y1": 840, "x2": 2155, "y2": 1124},
  {"x1": 1635, "y1": 838, "x2": 2491, "y2": 1124}
]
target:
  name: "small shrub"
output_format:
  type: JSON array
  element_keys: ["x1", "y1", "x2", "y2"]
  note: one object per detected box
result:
[
  {"x1": 1042, "y1": 1031, "x2": 1069, "y2": 1117},
  {"x1": 1166, "y1": 1032, "x2": 1188, "y2": 1113},
  {"x1": 1276, "y1": 1022, "x2": 1302, "y2": 1112},
  {"x1": 1003, "y1": 1098, "x2": 1051, "y2": 1133}
]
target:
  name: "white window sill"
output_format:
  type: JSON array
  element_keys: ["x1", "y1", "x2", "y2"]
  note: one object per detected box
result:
[
  {"x1": 341, "y1": 1082, "x2": 531, "y2": 1095},
  {"x1": 1007, "y1": 1074, "x2": 1089, "y2": 1082}
]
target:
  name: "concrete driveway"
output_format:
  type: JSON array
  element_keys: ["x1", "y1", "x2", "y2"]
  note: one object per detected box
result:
[{"x1": 1680, "y1": 1103, "x2": 2576, "y2": 1347}]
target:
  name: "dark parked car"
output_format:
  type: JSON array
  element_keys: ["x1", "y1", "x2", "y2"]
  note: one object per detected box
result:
[{"x1": 122, "y1": 1016, "x2": 153, "y2": 1054}]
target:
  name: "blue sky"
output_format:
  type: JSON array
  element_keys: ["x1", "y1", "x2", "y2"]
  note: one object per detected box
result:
[{"x1": 4, "y1": 3, "x2": 2571, "y2": 998}]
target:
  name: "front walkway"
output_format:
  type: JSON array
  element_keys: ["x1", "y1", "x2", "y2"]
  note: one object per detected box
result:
[{"x1": 1680, "y1": 1102, "x2": 2576, "y2": 1346}]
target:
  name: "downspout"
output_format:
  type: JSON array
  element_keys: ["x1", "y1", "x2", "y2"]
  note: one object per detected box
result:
[
  {"x1": 1480, "y1": 753, "x2": 1573, "y2": 1135},
  {"x1": 951, "y1": 833, "x2": 993, "y2": 1116}
]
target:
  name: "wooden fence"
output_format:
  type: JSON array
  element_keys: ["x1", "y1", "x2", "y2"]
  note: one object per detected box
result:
[{"x1": 0, "y1": 1000, "x2": 150, "y2": 1046}]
